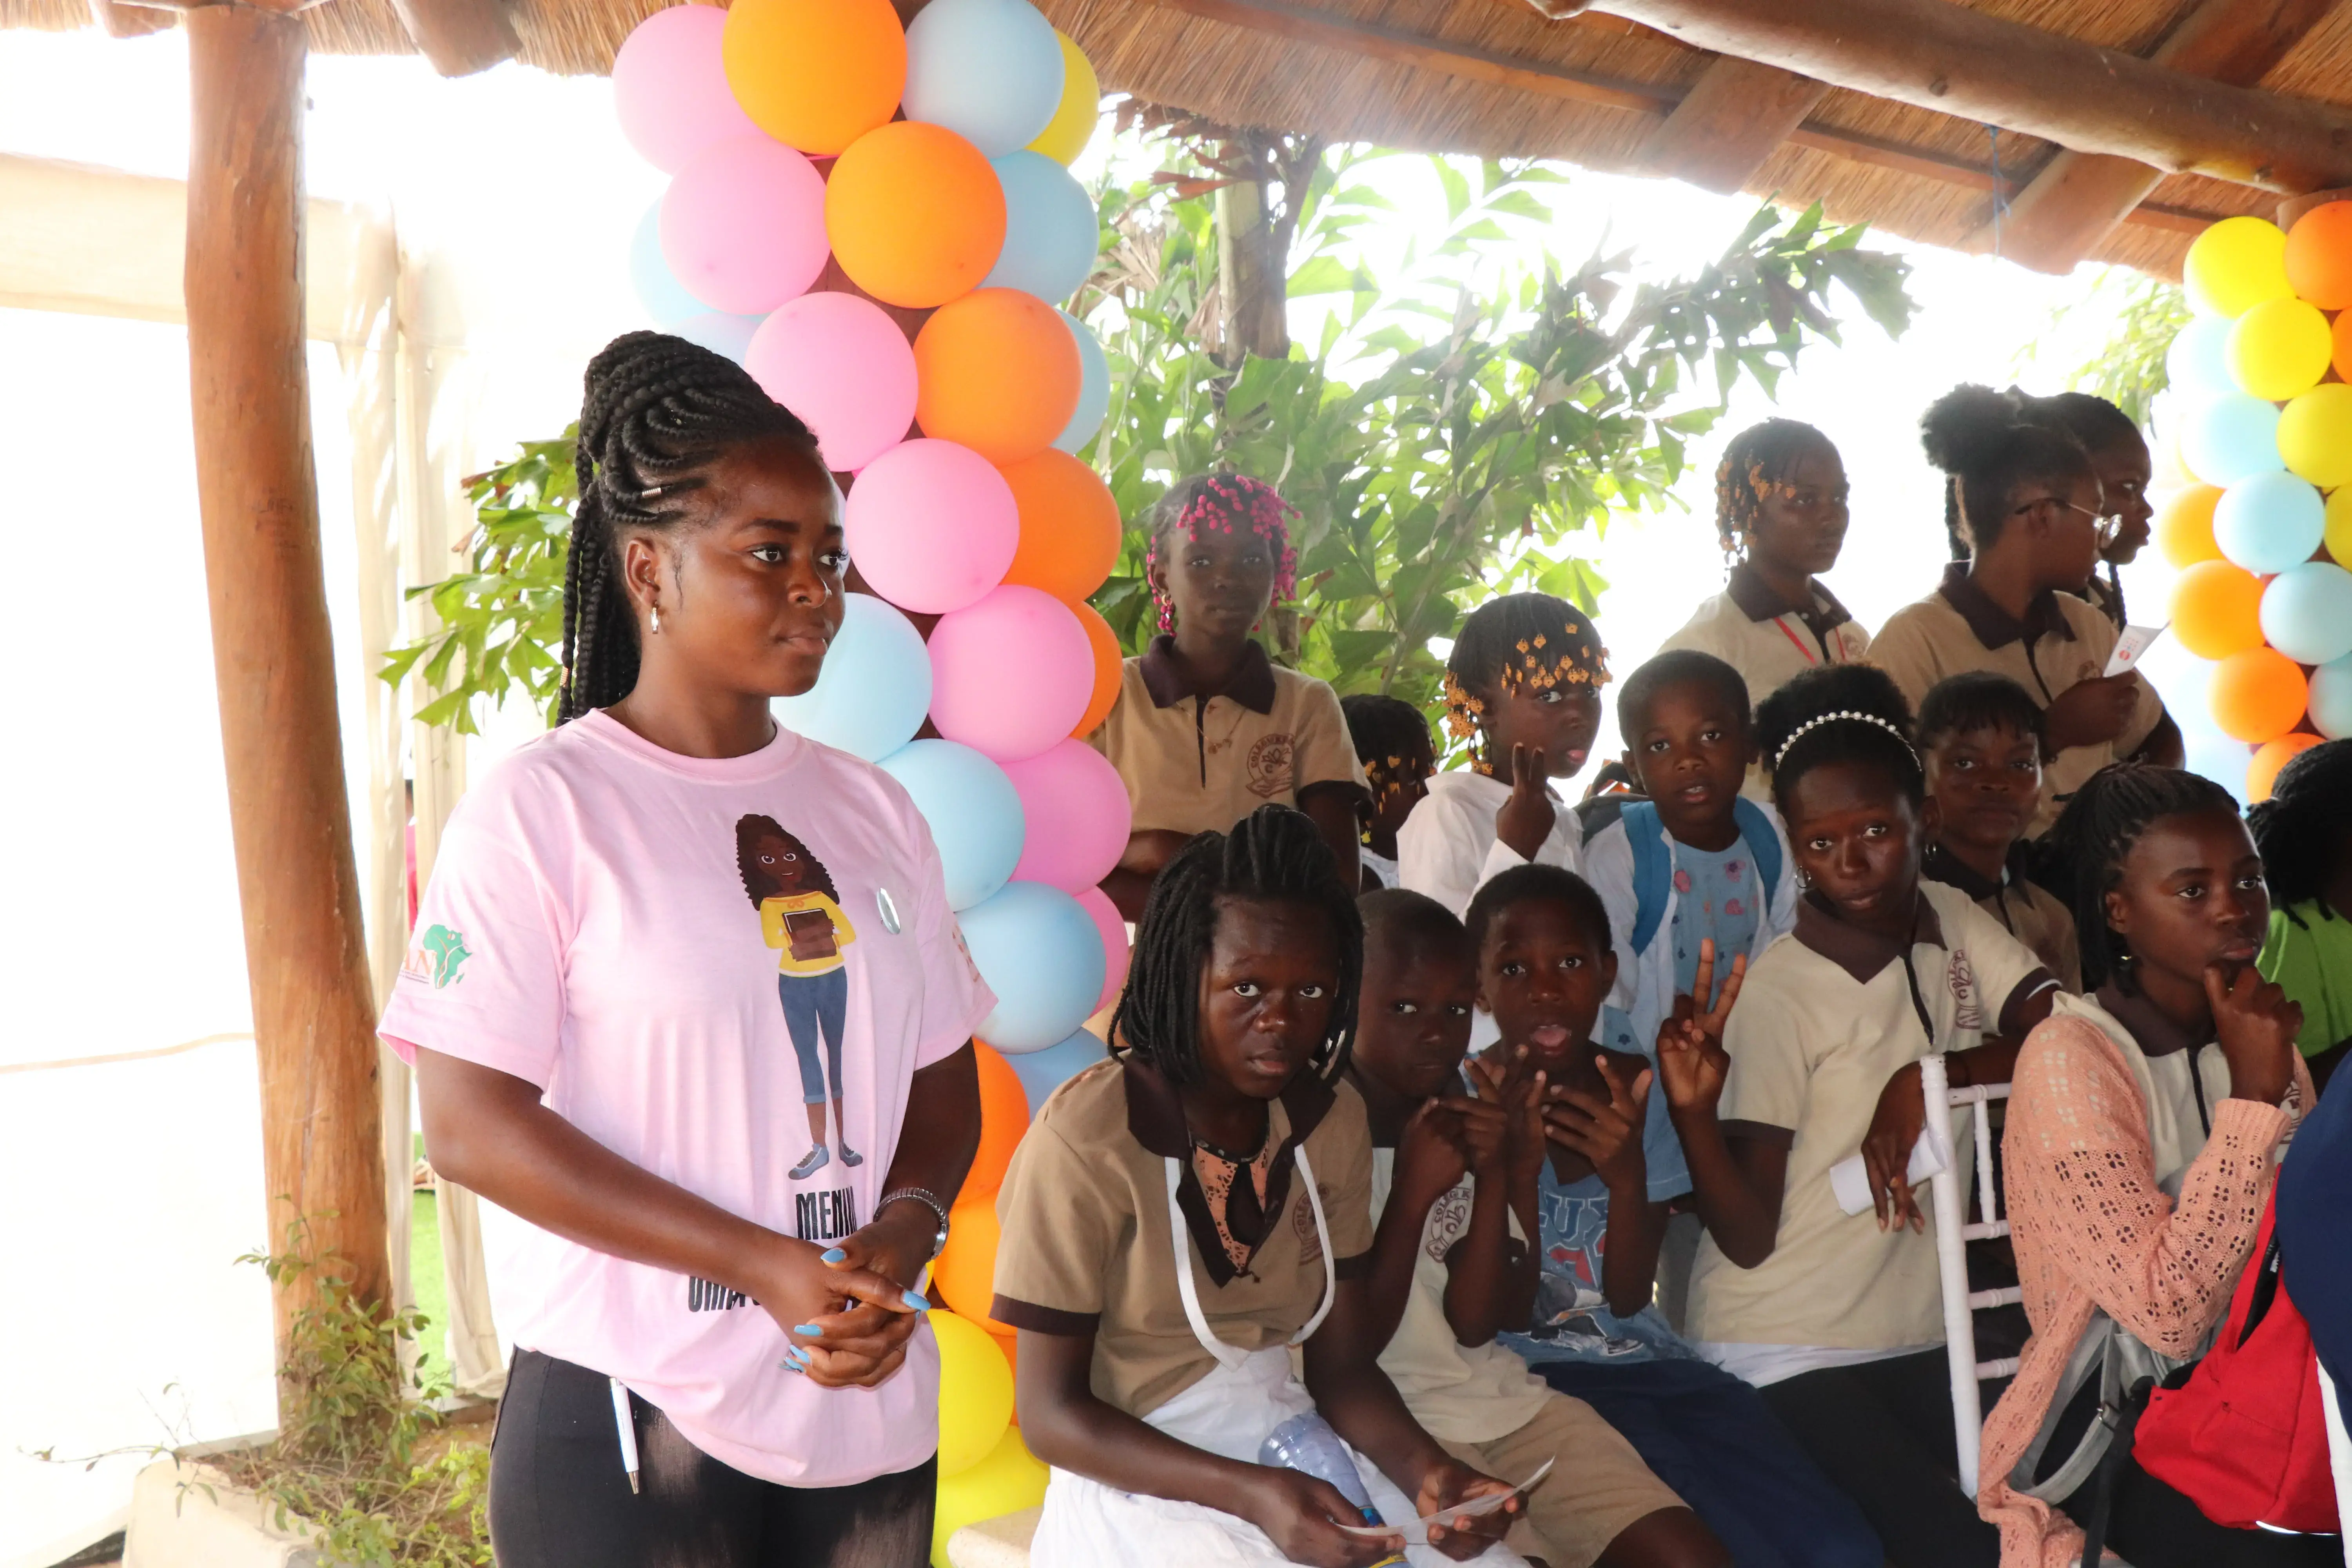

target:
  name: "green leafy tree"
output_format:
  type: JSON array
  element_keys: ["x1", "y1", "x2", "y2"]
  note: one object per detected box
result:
[{"x1": 2014, "y1": 267, "x2": 2190, "y2": 428}]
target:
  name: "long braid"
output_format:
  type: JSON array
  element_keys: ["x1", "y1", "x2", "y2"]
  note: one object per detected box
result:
[
  {"x1": 1111, "y1": 804, "x2": 1364, "y2": 1089},
  {"x1": 2247, "y1": 739, "x2": 2352, "y2": 914},
  {"x1": 2045, "y1": 763, "x2": 2240, "y2": 991},
  {"x1": 558, "y1": 331, "x2": 819, "y2": 722}
]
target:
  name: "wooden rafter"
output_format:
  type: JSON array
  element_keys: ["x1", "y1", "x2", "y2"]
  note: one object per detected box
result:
[
  {"x1": 87, "y1": 0, "x2": 172, "y2": 38},
  {"x1": 390, "y1": 0, "x2": 520, "y2": 78},
  {"x1": 1634, "y1": 54, "x2": 1827, "y2": 195}
]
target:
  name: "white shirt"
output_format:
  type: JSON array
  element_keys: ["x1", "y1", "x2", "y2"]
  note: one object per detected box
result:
[{"x1": 1397, "y1": 770, "x2": 1583, "y2": 921}]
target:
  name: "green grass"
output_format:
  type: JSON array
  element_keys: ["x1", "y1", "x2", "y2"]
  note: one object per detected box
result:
[{"x1": 410, "y1": 1188, "x2": 450, "y2": 1392}]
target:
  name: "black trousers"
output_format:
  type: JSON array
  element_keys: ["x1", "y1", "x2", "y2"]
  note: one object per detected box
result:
[
  {"x1": 2059, "y1": 1451, "x2": 2343, "y2": 1568},
  {"x1": 489, "y1": 1348, "x2": 938, "y2": 1568},
  {"x1": 1757, "y1": 1349, "x2": 2001, "y2": 1568}
]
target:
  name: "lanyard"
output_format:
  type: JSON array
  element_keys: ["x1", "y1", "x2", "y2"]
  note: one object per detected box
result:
[{"x1": 1165, "y1": 1147, "x2": 1336, "y2": 1370}]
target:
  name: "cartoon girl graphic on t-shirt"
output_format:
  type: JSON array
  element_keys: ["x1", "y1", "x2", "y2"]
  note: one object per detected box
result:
[{"x1": 736, "y1": 814, "x2": 860, "y2": 1180}]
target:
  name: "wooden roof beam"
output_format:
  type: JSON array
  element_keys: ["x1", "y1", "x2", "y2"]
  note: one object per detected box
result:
[
  {"x1": 1972, "y1": 0, "x2": 2336, "y2": 273},
  {"x1": 1634, "y1": 54, "x2": 1827, "y2": 194},
  {"x1": 390, "y1": 0, "x2": 519, "y2": 78},
  {"x1": 1581, "y1": 0, "x2": 2352, "y2": 194},
  {"x1": 88, "y1": 0, "x2": 173, "y2": 37}
]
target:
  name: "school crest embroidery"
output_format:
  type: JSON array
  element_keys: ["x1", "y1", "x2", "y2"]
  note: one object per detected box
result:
[
  {"x1": 1424, "y1": 1180, "x2": 1474, "y2": 1263},
  {"x1": 1244, "y1": 732, "x2": 1297, "y2": 799},
  {"x1": 1947, "y1": 949, "x2": 1984, "y2": 1032}
]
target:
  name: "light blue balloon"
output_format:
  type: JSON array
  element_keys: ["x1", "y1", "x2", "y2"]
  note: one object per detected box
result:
[
  {"x1": 2214, "y1": 470, "x2": 2325, "y2": 575},
  {"x1": 2166, "y1": 317, "x2": 2236, "y2": 397},
  {"x1": 2260, "y1": 561, "x2": 2352, "y2": 667},
  {"x1": 673, "y1": 310, "x2": 764, "y2": 365},
  {"x1": 771, "y1": 593, "x2": 931, "y2": 762},
  {"x1": 2182, "y1": 393, "x2": 2285, "y2": 487},
  {"x1": 630, "y1": 201, "x2": 702, "y2": 328},
  {"x1": 902, "y1": 0, "x2": 1063, "y2": 157},
  {"x1": 960, "y1": 881, "x2": 1106, "y2": 1051},
  {"x1": 877, "y1": 740, "x2": 1025, "y2": 912},
  {"x1": 2180, "y1": 728, "x2": 2253, "y2": 807},
  {"x1": 1007, "y1": 1027, "x2": 1110, "y2": 1114},
  {"x1": 983, "y1": 152, "x2": 1098, "y2": 305},
  {"x1": 2308, "y1": 654, "x2": 2352, "y2": 740},
  {"x1": 1052, "y1": 309, "x2": 1109, "y2": 456}
]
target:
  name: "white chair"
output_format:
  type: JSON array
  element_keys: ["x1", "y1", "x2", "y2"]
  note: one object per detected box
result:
[{"x1": 1921, "y1": 1053, "x2": 2019, "y2": 1499}]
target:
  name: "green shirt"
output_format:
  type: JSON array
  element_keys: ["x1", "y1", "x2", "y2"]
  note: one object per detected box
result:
[{"x1": 2257, "y1": 901, "x2": 2352, "y2": 1058}]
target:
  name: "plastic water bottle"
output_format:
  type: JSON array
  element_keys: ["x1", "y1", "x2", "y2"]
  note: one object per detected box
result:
[{"x1": 1258, "y1": 1412, "x2": 1406, "y2": 1565}]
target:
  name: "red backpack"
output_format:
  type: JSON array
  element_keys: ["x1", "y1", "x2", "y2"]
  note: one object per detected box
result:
[{"x1": 2133, "y1": 1193, "x2": 2341, "y2": 1534}]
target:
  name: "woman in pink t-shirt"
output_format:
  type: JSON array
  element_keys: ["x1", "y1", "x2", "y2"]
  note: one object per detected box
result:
[{"x1": 383, "y1": 333, "x2": 993, "y2": 1568}]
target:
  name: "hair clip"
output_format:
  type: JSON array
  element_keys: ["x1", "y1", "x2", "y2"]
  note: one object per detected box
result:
[{"x1": 1772, "y1": 710, "x2": 1918, "y2": 771}]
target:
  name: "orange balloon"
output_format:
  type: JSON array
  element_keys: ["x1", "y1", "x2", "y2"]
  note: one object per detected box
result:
[
  {"x1": 2285, "y1": 201, "x2": 2352, "y2": 312},
  {"x1": 2249, "y1": 732, "x2": 2323, "y2": 802},
  {"x1": 915, "y1": 289, "x2": 1082, "y2": 465},
  {"x1": 935, "y1": 1193, "x2": 1010, "y2": 1332},
  {"x1": 989, "y1": 1327, "x2": 1020, "y2": 1381},
  {"x1": 2154, "y1": 485, "x2": 2223, "y2": 569},
  {"x1": 1000, "y1": 450, "x2": 1121, "y2": 603},
  {"x1": 826, "y1": 122, "x2": 1006, "y2": 309},
  {"x1": 721, "y1": 0, "x2": 904, "y2": 156},
  {"x1": 2169, "y1": 560, "x2": 2267, "y2": 660},
  {"x1": 1071, "y1": 600, "x2": 1124, "y2": 738},
  {"x1": 2210, "y1": 647, "x2": 2309, "y2": 743},
  {"x1": 965, "y1": 1042, "x2": 1031, "y2": 1201}
]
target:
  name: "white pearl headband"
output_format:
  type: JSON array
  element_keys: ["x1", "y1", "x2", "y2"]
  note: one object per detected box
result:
[{"x1": 1773, "y1": 710, "x2": 1918, "y2": 771}]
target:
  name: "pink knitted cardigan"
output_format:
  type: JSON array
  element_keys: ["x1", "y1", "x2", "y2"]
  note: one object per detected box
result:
[{"x1": 1975, "y1": 1013, "x2": 2307, "y2": 1568}]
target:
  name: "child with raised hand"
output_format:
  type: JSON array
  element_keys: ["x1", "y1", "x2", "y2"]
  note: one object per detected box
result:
[
  {"x1": 994, "y1": 805, "x2": 1523, "y2": 1568},
  {"x1": 1401, "y1": 594, "x2": 1609, "y2": 920},
  {"x1": 1656, "y1": 663, "x2": 2062, "y2": 1568},
  {"x1": 1978, "y1": 765, "x2": 2312, "y2": 1568},
  {"x1": 1466, "y1": 866, "x2": 1881, "y2": 1568},
  {"x1": 1346, "y1": 888, "x2": 1728, "y2": 1568},
  {"x1": 1344, "y1": 694, "x2": 1439, "y2": 892},
  {"x1": 1093, "y1": 474, "x2": 1368, "y2": 918},
  {"x1": 1918, "y1": 672, "x2": 2082, "y2": 992},
  {"x1": 2250, "y1": 738, "x2": 2352, "y2": 1094}
]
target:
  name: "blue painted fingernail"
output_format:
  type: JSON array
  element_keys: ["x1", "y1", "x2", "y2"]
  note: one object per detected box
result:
[
  {"x1": 793, "y1": 1324, "x2": 821, "y2": 1337},
  {"x1": 902, "y1": 1291, "x2": 932, "y2": 1311},
  {"x1": 779, "y1": 1357, "x2": 804, "y2": 1374},
  {"x1": 820, "y1": 1248, "x2": 847, "y2": 1264},
  {"x1": 786, "y1": 1346, "x2": 811, "y2": 1365}
]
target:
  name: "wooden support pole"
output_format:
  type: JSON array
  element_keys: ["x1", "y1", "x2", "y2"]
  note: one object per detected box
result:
[
  {"x1": 1585, "y1": 0, "x2": 2352, "y2": 193},
  {"x1": 185, "y1": 2, "x2": 390, "y2": 1374},
  {"x1": 1635, "y1": 54, "x2": 1827, "y2": 194},
  {"x1": 388, "y1": 0, "x2": 521, "y2": 79}
]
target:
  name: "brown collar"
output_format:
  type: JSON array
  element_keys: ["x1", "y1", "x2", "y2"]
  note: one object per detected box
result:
[
  {"x1": 1726, "y1": 561, "x2": 1857, "y2": 635},
  {"x1": 1138, "y1": 634, "x2": 1278, "y2": 715},
  {"x1": 1793, "y1": 889, "x2": 1945, "y2": 984},
  {"x1": 1121, "y1": 1056, "x2": 1334, "y2": 1285},
  {"x1": 1936, "y1": 562, "x2": 2077, "y2": 651},
  {"x1": 2093, "y1": 982, "x2": 2214, "y2": 1060},
  {"x1": 1921, "y1": 842, "x2": 2021, "y2": 904}
]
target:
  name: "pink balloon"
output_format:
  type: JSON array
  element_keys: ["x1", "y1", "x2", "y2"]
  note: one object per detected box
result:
[
  {"x1": 929, "y1": 586, "x2": 1092, "y2": 762},
  {"x1": 1002, "y1": 740, "x2": 1132, "y2": 893},
  {"x1": 1076, "y1": 886, "x2": 1129, "y2": 1013},
  {"x1": 661, "y1": 136, "x2": 828, "y2": 316},
  {"x1": 745, "y1": 294, "x2": 918, "y2": 472},
  {"x1": 613, "y1": 6, "x2": 762, "y2": 174},
  {"x1": 844, "y1": 439, "x2": 1018, "y2": 613}
]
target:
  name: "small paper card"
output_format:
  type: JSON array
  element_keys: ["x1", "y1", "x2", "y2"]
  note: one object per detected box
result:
[
  {"x1": 1336, "y1": 1458, "x2": 1557, "y2": 1543},
  {"x1": 2105, "y1": 623, "x2": 2166, "y2": 677}
]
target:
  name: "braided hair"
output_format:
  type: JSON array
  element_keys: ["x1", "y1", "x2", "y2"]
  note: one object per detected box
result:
[
  {"x1": 1143, "y1": 473, "x2": 1299, "y2": 634},
  {"x1": 1341, "y1": 693, "x2": 1435, "y2": 808},
  {"x1": 735, "y1": 814, "x2": 840, "y2": 906},
  {"x1": 1920, "y1": 383, "x2": 2094, "y2": 563},
  {"x1": 2044, "y1": 764, "x2": 2240, "y2": 991},
  {"x1": 1441, "y1": 593, "x2": 1609, "y2": 766},
  {"x1": 2248, "y1": 739, "x2": 2352, "y2": 914},
  {"x1": 1712, "y1": 418, "x2": 1837, "y2": 556},
  {"x1": 1757, "y1": 663, "x2": 1924, "y2": 807},
  {"x1": 559, "y1": 331, "x2": 822, "y2": 721},
  {"x1": 1111, "y1": 804, "x2": 1363, "y2": 1089}
]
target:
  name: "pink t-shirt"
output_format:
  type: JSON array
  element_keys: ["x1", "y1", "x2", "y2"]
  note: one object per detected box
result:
[{"x1": 380, "y1": 710, "x2": 992, "y2": 1487}]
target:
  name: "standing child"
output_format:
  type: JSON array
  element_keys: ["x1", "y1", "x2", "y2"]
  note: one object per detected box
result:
[
  {"x1": 1401, "y1": 593, "x2": 1609, "y2": 919},
  {"x1": 1345, "y1": 694, "x2": 1439, "y2": 893},
  {"x1": 2027, "y1": 392, "x2": 2154, "y2": 633},
  {"x1": 1917, "y1": 673, "x2": 2082, "y2": 992},
  {"x1": 1347, "y1": 888, "x2": 1727, "y2": 1568},
  {"x1": 1657, "y1": 664, "x2": 2062, "y2": 1568},
  {"x1": 2250, "y1": 738, "x2": 2352, "y2": 1094},
  {"x1": 1092, "y1": 474, "x2": 1368, "y2": 916},
  {"x1": 993, "y1": 806, "x2": 1523, "y2": 1568}
]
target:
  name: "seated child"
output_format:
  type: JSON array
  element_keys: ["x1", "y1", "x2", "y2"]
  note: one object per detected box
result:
[
  {"x1": 1092, "y1": 474, "x2": 1368, "y2": 917},
  {"x1": 1657, "y1": 664, "x2": 2061, "y2": 1568},
  {"x1": 993, "y1": 805, "x2": 1523, "y2": 1568},
  {"x1": 1401, "y1": 593, "x2": 1607, "y2": 919},
  {"x1": 2250, "y1": 737, "x2": 2352, "y2": 1094},
  {"x1": 1917, "y1": 672, "x2": 2082, "y2": 991},
  {"x1": 1467, "y1": 865, "x2": 1883, "y2": 1568},
  {"x1": 1344, "y1": 694, "x2": 1439, "y2": 893},
  {"x1": 1346, "y1": 887, "x2": 1726, "y2": 1568}
]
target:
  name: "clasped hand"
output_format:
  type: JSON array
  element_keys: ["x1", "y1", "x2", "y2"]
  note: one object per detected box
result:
[{"x1": 757, "y1": 1205, "x2": 934, "y2": 1388}]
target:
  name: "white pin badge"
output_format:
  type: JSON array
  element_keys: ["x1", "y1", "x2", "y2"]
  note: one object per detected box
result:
[{"x1": 875, "y1": 886, "x2": 902, "y2": 935}]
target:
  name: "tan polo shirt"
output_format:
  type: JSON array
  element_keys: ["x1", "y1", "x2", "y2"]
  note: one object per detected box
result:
[
  {"x1": 1657, "y1": 563, "x2": 1873, "y2": 722},
  {"x1": 1089, "y1": 635, "x2": 1368, "y2": 837},
  {"x1": 1922, "y1": 844, "x2": 2082, "y2": 993},
  {"x1": 1685, "y1": 881, "x2": 2057, "y2": 1353},
  {"x1": 990, "y1": 1056, "x2": 1376, "y2": 1418},
  {"x1": 1868, "y1": 565, "x2": 2163, "y2": 837}
]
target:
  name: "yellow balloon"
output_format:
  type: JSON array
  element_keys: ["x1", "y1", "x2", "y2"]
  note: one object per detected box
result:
[
  {"x1": 2326, "y1": 485, "x2": 2352, "y2": 570},
  {"x1": 2185, "y1": 216, "x2": 2292, "y2": 319},
  {"x1": 933, "y1": 1309, "x2": 1014, "y2": 1479},
  {"x1": 932, "y1": 1423, "x2": 1050, "y2": 1567},
  {"x1": 1025, "y1": 33, "x2": 1100, "y2": 166},
  {"x1": 2228, "y1": 297, "x2": 2335, "y2": 401},
  {"x1": 2279, "y1": 384, "x2": 2352, "y2": 491}
]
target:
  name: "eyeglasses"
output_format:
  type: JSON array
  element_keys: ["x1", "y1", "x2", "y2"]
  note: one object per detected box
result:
[{"x1": 2016, "y1": 495, "x2": 2116, "y2": 545}]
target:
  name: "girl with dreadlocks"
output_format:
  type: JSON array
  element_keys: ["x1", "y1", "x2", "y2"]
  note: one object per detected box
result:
[
  {"x1": 1093, "y1": 474, "x2": 1368, "y2": 918},
  {"x1": 994, "y1": 805, "x2": 1528, "y2": 1568},
  {"x1": 1976, "y1": 764, "x2": 2312, "y2": 1568},
  {"x1": 2252, "y1": 738, "x2": 2352, "y2": 1094},
  {"x1": 387, "y1": 333, "x2": 993, "y2": 1567}
]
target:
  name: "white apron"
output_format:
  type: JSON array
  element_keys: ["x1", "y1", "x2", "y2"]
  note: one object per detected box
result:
[{"x1": 1028, "y1": 1149, "x2": 1526, "y2": 1568}]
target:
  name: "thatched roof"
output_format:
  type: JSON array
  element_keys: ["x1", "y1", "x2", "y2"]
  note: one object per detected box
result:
[{"x1": 10, "y1": 0, "x2": 2348, "y2": 277}]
